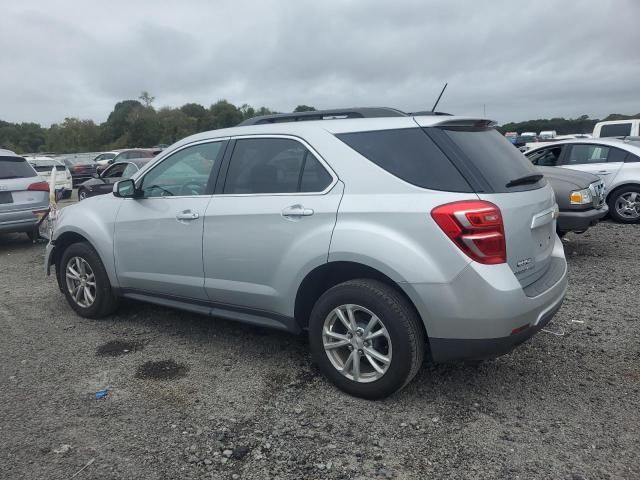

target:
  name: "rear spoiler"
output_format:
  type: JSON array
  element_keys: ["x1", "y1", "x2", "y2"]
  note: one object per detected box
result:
[{"x1": 416, "y1": 117, "x2": 498, "y2": 129}]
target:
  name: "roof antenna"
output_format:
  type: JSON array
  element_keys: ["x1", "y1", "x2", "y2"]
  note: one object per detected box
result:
[{"x1": 431, "y1": 83, "x2": 448, "y2": 112}]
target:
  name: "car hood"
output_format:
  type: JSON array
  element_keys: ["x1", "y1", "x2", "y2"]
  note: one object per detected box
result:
[{"x1": 537, "y1": 166, "x2": 598, "y2": 189}]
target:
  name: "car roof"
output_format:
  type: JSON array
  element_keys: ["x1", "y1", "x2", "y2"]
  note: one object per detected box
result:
[
  {"x1": 168, "y1": 115, "x2": 494, "y2": 149},
  {"x1": 0, "y1": 148, "x2": 18, "y2": 156},
  {"x1": 526, "y1": 137, "x2": 640, "y2": 154}
]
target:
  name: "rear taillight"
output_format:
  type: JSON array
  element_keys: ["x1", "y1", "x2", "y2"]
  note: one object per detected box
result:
[
  {"x1": 431, "y1": 200, "x2": 506, "y2": 265},
  {"x1": 27, "y1": 181, "x2": 50, "y2": 192}
]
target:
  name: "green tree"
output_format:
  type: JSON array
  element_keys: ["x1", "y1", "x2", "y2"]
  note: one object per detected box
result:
[
  {"x1": 294, "y1": 105, "x2": 316, "y2": 112},
  {"x1": 208, "y1": 100, "x2": 243, "y2": 129},
  {"x1": 139, "y1": 91, "x2": 155, "y2": 108},
  {"x1": 157, "y1": 108, "x2": 197, "y2": 144}
]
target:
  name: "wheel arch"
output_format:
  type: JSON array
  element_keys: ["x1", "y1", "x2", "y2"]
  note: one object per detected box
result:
[
  {"x1": 294, "y1": 261, "x2": 429, "y2": 341},
  {"x1": 606, "y1": 181, "x2": 640, "y2": 203}
]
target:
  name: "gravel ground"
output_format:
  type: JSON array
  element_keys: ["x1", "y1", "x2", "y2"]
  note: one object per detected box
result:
[{"x1": 1, "y1": 219, "x2": 638, "y2": 480}]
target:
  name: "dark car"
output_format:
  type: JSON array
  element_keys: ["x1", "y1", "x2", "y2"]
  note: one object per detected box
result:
[
  {"x1": 537, "y1": 166, "x2": 608, "y2": 235},
  {"x1": 61, "y1": 155, "x2": 98, "y2": 186},
  {"x1": 78, "y1": 158, "x2": 152, "y2": 200},
  {"x1": 96, "y1": 149, "x2": 160, "y2": 174}
]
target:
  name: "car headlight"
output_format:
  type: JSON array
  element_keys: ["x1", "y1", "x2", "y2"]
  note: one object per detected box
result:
[{"x1": 570, "y1": 188, "x2": 592, "y2": 205}]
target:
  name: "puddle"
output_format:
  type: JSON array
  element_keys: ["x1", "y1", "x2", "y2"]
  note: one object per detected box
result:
[
  {"x1": 96, "y1": 340, "x2": 143, "y2": 357},
  {"x1": 135, "y1": 360, "x2": 188, "y2": 380}
]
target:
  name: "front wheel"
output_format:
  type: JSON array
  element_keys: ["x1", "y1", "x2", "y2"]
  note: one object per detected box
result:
[
  {"x1": 608, "y1": 186, "x2": 640, "y2": 223},
  {"x1": 59, "y1": 242, "x2": 119, "y2": 318},
  {"x1": 78, "y1": 189, "x2": 89, "y2": 201},
  {"x1": 309, "y1": 279, "x2": 425, "y2": 399}
]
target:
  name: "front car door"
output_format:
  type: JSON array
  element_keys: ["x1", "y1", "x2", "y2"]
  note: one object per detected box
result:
[
  {"x1": 114, "y1": 140, "x2": 227, "y2": 300},
  {"x1": 526, "y1": 145, "x2": 565, "y2": 167},
  {"x1": 202, "y1": 136, "x2": 343, "y2": 326},
  {"x1": 559, "y1": 143, "x2": 626, "y2": 189}
]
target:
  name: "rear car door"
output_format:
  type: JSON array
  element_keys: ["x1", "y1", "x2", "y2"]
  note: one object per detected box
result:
[
  {"x1": 202, "y1": 136, "x2": 342, "y2": 321},
  {"x1": 559, "y1": 143, "x2": 626, "y2": 189},
  {"x1": 114, "y1": 140, "x2": 226, "y2": 300}
]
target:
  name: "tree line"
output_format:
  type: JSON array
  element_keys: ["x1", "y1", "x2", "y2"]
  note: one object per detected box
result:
[{"x1": 1, "y1": 92, "x2": 637, "y2": 154}]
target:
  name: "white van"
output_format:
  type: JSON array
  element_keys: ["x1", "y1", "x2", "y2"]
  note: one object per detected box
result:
[{"x1": 593, "y1": 119, "x2": 640, "y2": 138}]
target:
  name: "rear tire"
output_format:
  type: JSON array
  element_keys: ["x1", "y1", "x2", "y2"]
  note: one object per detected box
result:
[
  {"x1": 608, "y1": 186, "x2": 640, "y2": 224},
  {"x1": 309, "y1": 279, "x2": 425, "y2": 399},
  {"x1": 58, "y1": 242, "x2": 119, "y2": 318}
]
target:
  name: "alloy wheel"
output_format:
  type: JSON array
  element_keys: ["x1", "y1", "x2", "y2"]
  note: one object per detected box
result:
[
  {"x1": 65, "y1": 256, "x2": 96, "y2": 308},
  {"x1": 615, "y1": 192, "x2": 640, "y2": 220},
  {"x1": 322, "y1": 304, "x2": 392, "y2": 383}
]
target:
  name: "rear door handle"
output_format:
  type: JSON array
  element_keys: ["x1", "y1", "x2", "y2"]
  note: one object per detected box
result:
[
  {"x1": 281, "y1": 204, "x2": 314, "y2": 217},
  {"x1": 176, "y1": 210, "x2": 199, "y2": 221}
]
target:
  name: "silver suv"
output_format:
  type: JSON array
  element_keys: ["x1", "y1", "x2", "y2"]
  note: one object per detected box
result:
[
  {"x1": 0, "y1": 149, "x2": 50, "y2": 240},
  {"x1": 46, "y1": 109, "x2": 567, "y2": 399}
]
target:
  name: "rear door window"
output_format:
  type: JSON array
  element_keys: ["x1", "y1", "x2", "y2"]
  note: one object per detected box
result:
[
  {"x1": 336, "y1": 128, "x2": 472, "y2": 192},
  {"x1": 223, "y1": 138, "x2": 333, "y2": 194},
  {"x1": 0, "y1": 156, "x2": 37, "y2": 179},
  {"x1": 563, "y1": 144, "x2": 626, "y2": 165},
  {"x1": 600, "y1": 123, "x2": 632, "y2": 137}
]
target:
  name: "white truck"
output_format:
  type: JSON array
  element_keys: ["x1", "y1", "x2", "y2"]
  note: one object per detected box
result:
[{"x1": 593, "y1": 119, "x2": 640, "y2": 138}]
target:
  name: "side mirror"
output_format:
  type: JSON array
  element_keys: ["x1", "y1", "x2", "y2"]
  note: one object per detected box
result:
[{"x1": 113, "y1": 179, "x2": 138, "y2": 198}]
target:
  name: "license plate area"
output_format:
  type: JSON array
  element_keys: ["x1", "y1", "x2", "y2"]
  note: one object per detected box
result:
[{"x1": 0, "y1": 192, "x2": 13, "y2": 204}]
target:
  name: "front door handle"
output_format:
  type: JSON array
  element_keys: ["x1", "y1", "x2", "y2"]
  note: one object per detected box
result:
[
  {"x1": 597, "y1": 171, "x2": 611, "y2": 175},
  {"x1": 281, "y1": 204, "x2": 314, "y2": 217},
  {"x1": 176, "y1": 210, "x2": 199, "y2": 221}
]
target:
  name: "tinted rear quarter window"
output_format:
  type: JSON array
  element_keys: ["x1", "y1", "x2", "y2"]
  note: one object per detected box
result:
[
  {"x1": 439, "y1": 128, "x2": 541, "y2": 192},
  {"x1": 600, "y1": 123, "x2": 632, "y2": 137},
  {"x1": 336, "y1": 128, "x2": 472, "y2": 192},
  {"x1": 0, "y1": 156, "x2": 37, "y2": 179}
]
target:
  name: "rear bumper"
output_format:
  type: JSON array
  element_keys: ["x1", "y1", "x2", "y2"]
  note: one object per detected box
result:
[
  {"x1": 0, "y1": 206, "x2": 48, "y2": 234},
  {"x1": 557, "y1": 205, "x2": 608, "y2": 233},
  {"x1": 401, "y1": 236, "x2": 568, "y2": 362}
]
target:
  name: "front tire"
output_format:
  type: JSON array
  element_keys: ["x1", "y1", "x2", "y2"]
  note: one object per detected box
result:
[
  {"x1": 78, "y1": 189, "x2": 89, "y2": 201},
  {"x1": 309, "y1": 279, "x2": 425, "y2": 399},
  {"x1": 59, "y1": 242, "x2": 119, "y2": 318},
  {"x1": 608, "y1": 186, "x2": 640, "y2": 223}
]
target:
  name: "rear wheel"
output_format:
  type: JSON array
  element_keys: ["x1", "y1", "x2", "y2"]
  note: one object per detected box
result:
[
  {"x1": 608, "y1": 186, "x2": 640, "y2": 223},
  {"x1": 59, "y1": 242, "x2": 119, "y2": 318},
  {"x1": 309, "y1": 279, "x2": 425, "y2": 399}
]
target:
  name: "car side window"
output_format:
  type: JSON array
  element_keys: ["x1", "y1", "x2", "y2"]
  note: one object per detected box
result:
[
  {"x1": 565, "y1": 144, "x2": 610, "y2": 165},
  {"x1": 607, "y1": 147, "x2": 627, "y2": 163},
  {"x1": 528, "y1": 147, "x2": 562, "y2": 166},
  {"x1": 103, "y1": 163, "x2": 127, "y2": 178},
  {"x1": 223, "y1": 138, "x2": 332, "y2": 194},
  {"x1": 122, "y1": 163, "x2": 138, "y2": 178},
  {"x1": 140, "y1": 142, "x2": 222, "y2": 198},
  {"x1": 600, "y1": 123, "x2": 631, "y2": 137}
]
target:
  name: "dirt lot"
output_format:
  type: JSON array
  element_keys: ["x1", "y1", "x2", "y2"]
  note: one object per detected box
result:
[{"x1": 1, "y1": 218, "x2": 638, "y2": 479}]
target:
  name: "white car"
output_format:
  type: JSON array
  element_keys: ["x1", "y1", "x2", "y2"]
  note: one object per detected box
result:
[
  {"x1": 525, "y1": 138, "x2": 640, "y2": 223},
  {"x1": 93, "y1": 151, "x2": 119, "y2": 166},
  {"x1": 26, "y1": 156, "x2": 73, "y2": 199}
]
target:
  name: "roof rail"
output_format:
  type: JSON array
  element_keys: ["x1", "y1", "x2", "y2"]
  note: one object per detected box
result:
[
  {"x1": 408, "y1": 111, "x2": 453, "y2": 116},
  {"x1": 238, "y1": 107, "x2": 408, "y2": 126}
]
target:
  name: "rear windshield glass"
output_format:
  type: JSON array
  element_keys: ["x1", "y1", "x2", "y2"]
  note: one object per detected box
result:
[
  {"x1": 336, "y1": 128, "x2": 472, "y2": 192},
  {"x1": 440, "y1": 128, "x2": 542, "y2": 192},
  {"x1": 30, "y1": 162, "x2": 66, "y2": 172},
  {"x1": 0, "y1": 156, "x2": 37, "y2": 179},
  {"x1": 599, "y1": 123, "x2": 632, "y2": 137}
]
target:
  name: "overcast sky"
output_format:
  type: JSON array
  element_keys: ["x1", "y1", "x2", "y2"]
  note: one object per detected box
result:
[{"x1": 2, "y1": 0, "x2": 639, "y2": 126}]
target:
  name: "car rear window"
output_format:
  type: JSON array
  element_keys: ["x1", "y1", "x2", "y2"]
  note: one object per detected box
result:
[
  {"x1": 31, "y1": 163, "x2": 66, "y2": 172},
  {"x1": 0, "y1": 156, "x2": 37, "y2": 179},
  {"x1": 600, "y1": 123, "x2": 632, "y2": 137},
  {"x1": 336, "y1": 128, "x2": 472, "y2": 192},
  {"x1": 438, "y1": 127, "x2": 543, "y2": 193}
]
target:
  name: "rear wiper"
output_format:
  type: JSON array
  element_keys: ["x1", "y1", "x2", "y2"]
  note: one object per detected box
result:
[{"x1": 505, "y1": 173, "x2": 543, "y2": 188}]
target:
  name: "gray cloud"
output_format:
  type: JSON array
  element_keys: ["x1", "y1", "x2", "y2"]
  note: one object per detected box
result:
[{"x1": 1, "y1": 0, "x2": 639, "y2": 125}]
